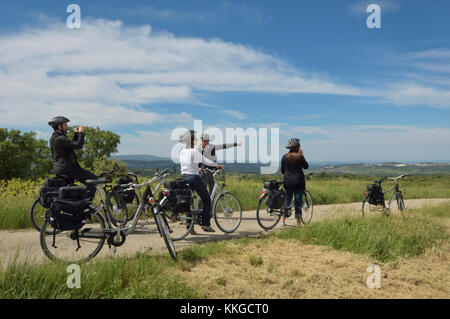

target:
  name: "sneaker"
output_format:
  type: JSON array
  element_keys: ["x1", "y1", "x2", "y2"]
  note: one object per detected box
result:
[
  {"x1": 201, "y1": 226, "x2": 216, "y2": 232},
  {"x1": 279, "y1": 221, "x2": 286, "y2": 226}
]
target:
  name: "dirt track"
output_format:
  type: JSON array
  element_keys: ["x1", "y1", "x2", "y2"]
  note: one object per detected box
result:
[{"x1": 1, "y1": 198, "x2": 449, "y2": 269}]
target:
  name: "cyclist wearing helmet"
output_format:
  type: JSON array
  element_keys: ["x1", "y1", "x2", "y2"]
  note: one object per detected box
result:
[
  {"x1": 280, "y1": 138, "x2": 309, "y2": 226},
  {"x1": 197, "y1": 133, "x2": 242, "y2": 194},
  {"x1": 179, "y1": 130, "x2": 224, "y2": 233},
  {"x1": 48, "y1": 116, "x2": 98, "y2": 192}
]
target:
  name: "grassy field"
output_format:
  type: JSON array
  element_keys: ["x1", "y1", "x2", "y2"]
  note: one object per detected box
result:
[
  {"x1": 1, "y1": 203, "x2": 448, "y2": 298},
  {"x1": 1, "y1": 174, "x2": 450, "y2": 230}
]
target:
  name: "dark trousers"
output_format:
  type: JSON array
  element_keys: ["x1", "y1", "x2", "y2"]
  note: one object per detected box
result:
[
  {"x1": 201, "y1": 169, "x2": 215, "y2": 195},
  {"x1": 284, "y1": 188, "x2": 304, "y2": 219},
  {"x1": 181, "y1": 174, "x2": 212, "y2": 227}
]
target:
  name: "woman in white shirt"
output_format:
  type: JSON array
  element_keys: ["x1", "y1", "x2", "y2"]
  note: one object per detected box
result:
[{"x1": 179, "y1": 130, "x2": 224, "y2": 233}]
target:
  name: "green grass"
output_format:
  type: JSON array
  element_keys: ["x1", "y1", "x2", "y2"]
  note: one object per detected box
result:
[
  {"x1": 276, "y1": 210, "x2": 449, "y2": 262},
  {"x1": 0, "y1": 203, "x2": 448, "y2": 298}
]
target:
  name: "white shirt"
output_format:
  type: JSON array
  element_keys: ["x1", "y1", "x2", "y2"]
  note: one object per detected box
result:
[{"x1": 179, "y1": 148, "x2": 217, "y2": 175}]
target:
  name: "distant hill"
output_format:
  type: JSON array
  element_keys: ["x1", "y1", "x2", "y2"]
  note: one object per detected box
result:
[
  {"x1": 313, "y1": 162, "x2": 450, "y2": 176},
  {"x1": 110, "y1": 155, "x2": 450, "y2": 175}
]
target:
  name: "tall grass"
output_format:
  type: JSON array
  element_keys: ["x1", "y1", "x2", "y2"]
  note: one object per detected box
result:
[{"x1": 276, "y1": 213, "x2": 448, "y2": 262}]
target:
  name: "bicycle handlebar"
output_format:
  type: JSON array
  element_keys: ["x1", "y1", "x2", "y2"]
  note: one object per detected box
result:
[{"x1": 98, "y1": 163, "x2": 121, "y2": 178}]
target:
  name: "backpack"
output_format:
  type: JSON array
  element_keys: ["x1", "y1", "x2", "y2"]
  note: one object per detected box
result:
[
  {"x1": 117, "y1": 176, "x2": 133, "y2": 185},
  {"x1": 266, "y1": 189, "x2": 285, "y2": 209},
  {"x1": 367, "y1": 184, "x2": 384, "y2": 205}
]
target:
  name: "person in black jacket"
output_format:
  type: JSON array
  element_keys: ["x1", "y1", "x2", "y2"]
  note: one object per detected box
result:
[
  {"x1": 280, "y1": 138, "x2": 309, "y2": 226},
  {"x1": 48, "y1": 116, "x2": 97, "y2": 192}
]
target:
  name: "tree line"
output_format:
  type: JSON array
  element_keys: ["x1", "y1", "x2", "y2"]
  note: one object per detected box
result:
[{"x1": 0, "y1": 126, "x2": 125, "y2": 180}]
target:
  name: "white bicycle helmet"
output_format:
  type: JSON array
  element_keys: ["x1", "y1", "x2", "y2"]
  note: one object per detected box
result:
[
  {"x1": 201, "y1": 133, "x2": 210, "y2": 140},
  {"x1": 285, "y1": 138, "x2": 300, "y2": 149},
  {"x1": 179, "y1": 130, "x2": 196, "y2": 145}
]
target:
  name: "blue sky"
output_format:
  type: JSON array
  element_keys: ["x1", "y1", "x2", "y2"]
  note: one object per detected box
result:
[{"x1": 1, "y1": 0, "x2": 449, "y2": 163}]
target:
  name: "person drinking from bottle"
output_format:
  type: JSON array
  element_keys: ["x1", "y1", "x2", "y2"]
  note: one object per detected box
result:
[
  {"x1": 280, "y1": 138, "x2": 309, "y2": 226},
  {"x1": 179, "y1": 130, "x2": 224, "y2": 233}
]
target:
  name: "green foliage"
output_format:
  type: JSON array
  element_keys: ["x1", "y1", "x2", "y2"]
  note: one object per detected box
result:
[
  {"x1": 69, "y1": 126, "x2": 120, "y2": 170},
  {"x1": 0, "y1": 128, "x2": 52, "y2": 179}
]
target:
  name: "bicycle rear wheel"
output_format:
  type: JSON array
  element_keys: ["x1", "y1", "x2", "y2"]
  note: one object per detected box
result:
[
  {"x1": 153, "y1": 208, "x2": 177, "y2": 261},
  {"x1": 213, "y1": 191, "x2": 242, "y2": 233},
  {"x1": 362, "y1": 195, "x2": 387, "y2": 217},
  {"x1": 300, "y1": 190, "x2": 313, "y2": 224},
  {"x1": 256, "y1": 195, "x2": 282, "y2": 230},
  {"x1": 30, "y1": 197, "x2": 49, "y2": 233},
  {"x1": 40, "y1": 211, "x2": 106, "y2": 263}
]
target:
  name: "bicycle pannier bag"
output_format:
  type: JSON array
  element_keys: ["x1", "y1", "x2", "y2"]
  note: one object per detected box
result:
[
  {"x1": 44, "y1": 178, "x2": 70, "y2": 188},
  {"x1": 367, "y1": 184, "x2": 384, "y2": 205},
  {"x1": 59, "y1": 186, "x2": 89, "y2": 201},
  {"x1": 39, "y1": 187, "x2": 60, "y2": 208},
  {"x1": 164, "y1": 179, "x2": 190, "y2": 190},
  {"x1": 113, "y1": 184, "x2": 136, "y2": 204},
  {"x1": 264, "y1": 180, "x2": 280, "y2": 190},
  {"x1": 267, "y1": 189, "x2": 285, "y2": 209},
  {"x1": 117, "y1": 176, "x2": 133, "y2": 185},
  {"x1": 167, "y1": 189, "x2": 192, "y2": 213},
  {"x1": 49, "y1": 199, "x2": 91, "y2": 231}
]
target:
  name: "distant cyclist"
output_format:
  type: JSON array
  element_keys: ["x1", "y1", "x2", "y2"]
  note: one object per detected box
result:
[
  {"x1": 179, "y1": 130, "x2": 224, "y2": 233},
  {"x1": 48, "y1": 116, "x2": 98, "y2": 194},
  {"x1": 197, "y1": 133, "x2": 242, "y2": 194},
  {"x1": 280, "y1": 138, "x2": 309, "y2": 226}
]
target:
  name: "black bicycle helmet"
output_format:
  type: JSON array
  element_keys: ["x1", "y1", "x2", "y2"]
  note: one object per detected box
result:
[
  {"x1": 285, "y1": 138, "x2": 300, "y2": 149},
  {"x1": 48, "y1": 116, "x2": 70, "y2": 129}
]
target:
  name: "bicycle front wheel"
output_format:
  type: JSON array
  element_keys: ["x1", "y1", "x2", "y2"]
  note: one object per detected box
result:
[
  {"x1": 163, "y1": 210, "x2": 194, "y2": 241},
  {"x1": 397, "y1": 193, "x2": 406, "y2": 214},
  {"x1": 213, "y1": 191, "x2": 242, "y2": 233},
  {"x1": 256, "y1": 195, "x2": 282, "y2": 230},
  {"x1": 300, "y1": 190, "x2": 313, "y2": 225},
  {"x1": 154, "y1": 208, "x2": 177, "y2": 261},
  {"x1": 40, "y1": 211, "x2": 106, "y2": 263}
]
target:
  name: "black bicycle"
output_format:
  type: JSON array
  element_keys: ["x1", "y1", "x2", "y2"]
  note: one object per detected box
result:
[
  {"x1": 39, "y1": 168, "x2": 178, "y2": 263},
  {"x1": 362, "y1": 174, "x2": 407, "y2": 217},
  {"x1": 256, "y1": 179, "x2": 313, "y2": 230}
]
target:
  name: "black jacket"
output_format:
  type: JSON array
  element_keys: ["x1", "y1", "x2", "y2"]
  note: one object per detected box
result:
[
  {"x1": 49, "y1": 131, "x2": 85, "y2": 175},
  {"x1": 281, "y1": 153, "x2": 309, "y2": 190}
]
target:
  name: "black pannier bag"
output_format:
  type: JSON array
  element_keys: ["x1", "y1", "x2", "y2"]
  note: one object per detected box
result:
[
  {"x1": 264, "y1": 180, "x2": 280, "y2": 190},
  {"x1": 117, "y1": 176, "x2": 133, "y2": 185},
  {"x1": 164, "y1": 179, "x2": 192, "y2": 213},
  {"x1": 267, "y1": 189, "x2": 285, "y2": 209},
  {"x1": 59, "y1": 186, "x2": 89, "y2": 201},
  {"x1": 113, "y1": 185, "x2": 136, "y2": 204},
  {"x1": 164, "y1": 178, "x2": 190, "y2": 190},
  {"x1": 367, "y1": 184, "x2": 384, "y2": 205},
  {"x1": 49, "y1": 199, "x2": 91, "y2": 231},
  {"x1": 39, "y1": 178, "x2": 72, "y2": 208},
  {"x1": 167, "y1": 189, "x2": 192, "y2": 213}
]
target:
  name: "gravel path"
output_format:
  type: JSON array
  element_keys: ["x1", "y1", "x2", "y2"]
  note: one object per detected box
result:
[{"x1": 1, "y1": 198, "x2": 449, "y2": 269}]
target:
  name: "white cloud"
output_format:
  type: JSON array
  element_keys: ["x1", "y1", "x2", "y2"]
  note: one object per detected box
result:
[
  {"x1": 0, "y1": 18, "x2": 361, "y2": 127},
  {"x1": 221, "y1": 109, "x2": 246, "y2": 120}
]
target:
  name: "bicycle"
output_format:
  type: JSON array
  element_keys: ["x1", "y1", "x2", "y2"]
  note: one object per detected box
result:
[
  {"x1": 163, "y1": 167, "x2": 242, "y2": 240},
  {"x1": 256, "y1": 176, "x2": 313, "y2": 230},
  {"x1": 39, "y1": 168, "x2": 178, "y2": 263},
  {"x1": 30, "y1": 166, "x2": 121, "y2": 233},
  {"x1": 362, "y1": 174, "x2": 407, "y2": 217}
]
